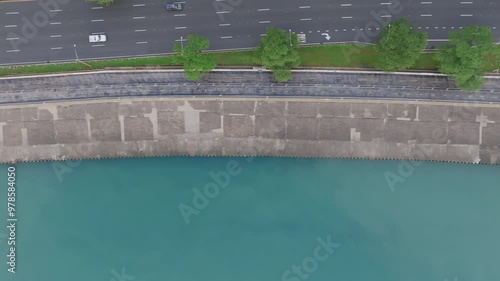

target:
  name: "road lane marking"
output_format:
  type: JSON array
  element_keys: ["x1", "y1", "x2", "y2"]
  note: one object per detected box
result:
[
  {"x1": 460, "y1": 14, "x2": 473, "y2": 16},
  {"x1": 174, "y1": 14, "x2": 186, "y2": 16},
  {"x1": 299, "y1": 6, "x2": 310, "y2": 8},
  {"x1": 219, "y1": 23, "x2": 231, "y2": 26},
  {"x1": 460, "y1": 1, "x2": 473, "y2": 3},
  {"x1": 300, "y1": 18, "x2": 312, "y2": 21},
  {"x1": 5, "y1": 12, "x2": 19, "y2": 15},
  {"x1": 50, "y1": 35, "x2": 62, "y2": 37},
  {"x1": 340, "y1": 4, "x2": 351, "y2": 6},
  {"x1": 50, "y1": 9, "x2": 62, "y2": 12},
  {"x1": 92, "y1": 44, "x2": 105, "y2": 47},
  {"x1": 421, "y1": 14, "x2": 432, "y2": 16},
  {"x1": 50, "y1": 22, "x2": 62, "y2": 24},
  {"x1": 221, "y1": 36, "x2": 233, "y2": 39},
  {"x1": 91, "y1": 19, "x2": 104, "y2": 22},
  {"x1": 342, "y1": 16, "x2": 353, "y2": 19},
  {"x1": 135, "y1": 29, "x2": 147, "y2": 32},
  {"x1": 259, "y1": 20, "x2": 270, "y2": 24},
  {"x1": 136, "y1": 41, "x2": 148, "y2": 44},
  {"x1": 258, "y1": 8, "x2": 270, "y2": 11},
  {"x1": 91, "y1": 7, "x2": 103, "y2": 9},
  {"x1": 6, "y1": 50, "x2": 20, "y2": 53},
  {"x1": 133, "y1": 16, "x2": 145, "y2": 19},
  {"x1": 216, "y1": 11, "x2": 229, "y2": 14},
  {"x1": 51, "y1": 47, "x2": 62, "y2": 50},
  {"x1": 380, "y1": 2, "x2": 391, "y2": 4},
  {"x1": 6, "y1": 38, "x2": 18, "y2": 40},
  {"x1": 175, "y1": 26, "x2": 187, "y2": 29},
  {"x1": 4, "y1": 25, "x2": 17, "y2": 28},
  {"x1": 381, "y1": 15, "x2": 391, "y2": 17},
  {"x1": 420, "y1": 1, "x2": 432, "y2": 3},
  {"x1": 133, "y1": 4, "x2": 145, "y2": 6}
]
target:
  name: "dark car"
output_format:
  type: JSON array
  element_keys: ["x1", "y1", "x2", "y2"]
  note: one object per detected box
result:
[{"x1": 165, "y1": 2, "x2": 183, "y2": 11}]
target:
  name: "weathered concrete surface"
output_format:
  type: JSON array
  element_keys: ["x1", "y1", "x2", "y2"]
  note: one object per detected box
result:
[{"x1": 0, "y1": 97, "x2": 499, "y2": 164}]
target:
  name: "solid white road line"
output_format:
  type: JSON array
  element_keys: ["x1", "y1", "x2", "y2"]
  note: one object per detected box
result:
[
  {"x1": 175, "y1": 26, "x2": 187, "y2": 29},
  {"x1": 50, "y1": 35, "x2": 62, "y2": 38},
  {"x1": 4, "y1": 25, "x2": 17, "y2": 28},
  {"x1": 133, "y1": 16, "x2": 145, "y2": 19},
  {"x1": 221, "y1": 36, "x2": 233, "y2": 39},
  {"x1": 219, "y1": 23, "x2": 231, "y2": 26},
  {"x1": 135, "y1": 29, "x2": 147, "y2": 32},
  {"x1": 51, "y1": 47, "x2": 62, "y2": 50},
  {"x1": 91, "y1": 19, "x2": 104, "y2": 22},
  {"x1": 258, "y1": 8, "x2": 270, "y2": 11}
]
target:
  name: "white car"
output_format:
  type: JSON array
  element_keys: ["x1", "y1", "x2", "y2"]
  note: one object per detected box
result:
[{"x1": 89, "y1": 34, "x2": 107, "y2": 43}]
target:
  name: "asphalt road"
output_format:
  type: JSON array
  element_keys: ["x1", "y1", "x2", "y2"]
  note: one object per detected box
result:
[{"x1": 0, "y1": 0, "x2": 499, "y2": 65}]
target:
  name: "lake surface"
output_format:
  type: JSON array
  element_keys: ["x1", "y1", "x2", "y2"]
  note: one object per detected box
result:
[{"x1": 0, "y1": 157, "x2": 499, "y2": 281}]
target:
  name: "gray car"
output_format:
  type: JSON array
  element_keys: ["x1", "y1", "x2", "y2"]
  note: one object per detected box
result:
[{"x1": 165, "y1": 2, "x2": 183, "y2": 11}]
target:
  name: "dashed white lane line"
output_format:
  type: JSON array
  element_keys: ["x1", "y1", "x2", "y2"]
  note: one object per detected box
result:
[
  {"x1": 300, "y1": 18, "x2": 312, "y2": 21},
  {"x1": 133, "y1": 16, "x2": 145, "y2": 19},
  {"x1": 175, "y1": 26, "x2": 187, "y2": 29},
  {"x1": 136, "y1": 42, "x2": 148, "y2": 44},
  {"x1": 91, "y1": 7, "x2": 103, "y2": 9},
  {"x1": 340, "y1": 4, "x2": 351, "y2": 6},
  {"x1": 135, "y1": 29, "x2": 147, "y2": 32},
  {"x1": 91, "y1": 19, "x2": 104, "y2": 22},
  {"x1": 421, "y1": 1, "x2": 432, "y2": 3},
  {"x1": 342, "y1": 16, "x2": 353, "y2": 19},
  {"x1": 50, "y1": 35, "x2": 62, "y2": 38},
  {"x1": 50, "y1": 22, "x2": 62, "y2": 25},
  {"x1": 460, "y1": 1, "x2": 473, "y2": 3},
  {"x1": 174, "y1": 14, "x2": 186, "y2": 16},
  {"x1": 421, "y1": 14, "x2": 432, "y2": 16},
  {"x1": 299, "y1": 6, "x2": 310, "y2": 8},
  {"x1": 219, "y1": 23, "x2": 231, "y2": 26},
  {"x1": 381, "y1": 15, "x2": 391, "y2": 18},
  {"x1": 133, "y1": 4, "x2": 145, "y2": 6},
  {"x1": 51, "y1": 47, "x2": 62, "y2": 50},
  {"x1": 216, "y1": 11, "x2": 230, "y2": 14},
  {"x1": 380, "y1": 2, "x2": 391, "y2": 5},
  {"x1": 460, "y1": 14, "x2": 473, "y2": 16},
  {"x1": 259, "y1": 20, "x2": 271, "y2": 24},
  {"x1": 6, "y1": 38, "x2": 18, "y2": 40},
  {"x1": 92, "y1": 44, "x2": 105, "y2": 47},
  {"x1": 4, "y1": 25, "x2": 17, "y2": 28},
  {"x1": 258, "y1": 8, "x2": 270, "y2": 11},
  {"x1": 5, "y1": 12, "x2": 19, "y2": 15},
  {"x1": 6, "y1": 50, "x2": 20, "y2": 53},
  {"x1": 50, "y1": 9, "x2": 62, "y2": 12},
  {"x1": 221, "y1": 36, "x2": 233, "y2": 39}
]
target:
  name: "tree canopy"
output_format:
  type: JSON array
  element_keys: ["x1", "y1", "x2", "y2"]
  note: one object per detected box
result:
[
  {"x1": 256, "y1": 27, "x2": 301, "y2": 82},
  {"x1": 87, "y1": 0, "x2": 114, "y2": 6},
  {"x1": 374, "y1": 18, "x2": 427, "y2": 71},
  {"x1": 173, "y1": 34, "x2": 216, "y2": 80},
  {"x1": 436, "y1": 25, "x2": 494, "y2": 91}
]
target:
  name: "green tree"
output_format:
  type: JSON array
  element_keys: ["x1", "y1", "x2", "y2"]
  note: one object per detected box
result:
[
  {"x1": 256, "y1": 27, "x2": 301, "y2": 82},
  {"x1": 173, "y1": 35, "x2": 216, "y2": 80},
  {"x1": 374, "y1": 18, "x2": 427, "y2": 71},
  {"x1": 436, "y1": 25, "x2": 494, "y2": 91},
  {"x1": 87, "y1": 0, "x2": 114, "y2": 6}
]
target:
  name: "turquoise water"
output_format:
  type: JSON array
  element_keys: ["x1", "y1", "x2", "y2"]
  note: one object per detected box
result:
[{"x1": 0, "y1": 157, "x2": 499, "y2": 281}]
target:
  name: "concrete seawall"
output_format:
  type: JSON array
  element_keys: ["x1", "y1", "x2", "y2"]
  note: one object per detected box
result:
[{"x1": 0, "y1": 97, "x2": 499, "y2": 164}]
